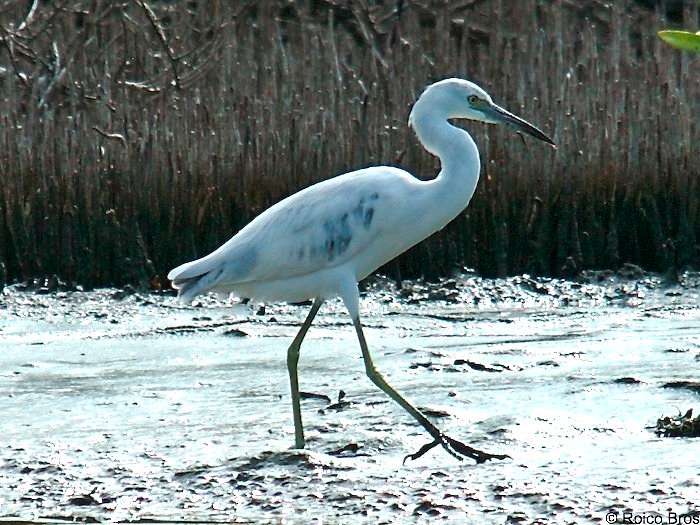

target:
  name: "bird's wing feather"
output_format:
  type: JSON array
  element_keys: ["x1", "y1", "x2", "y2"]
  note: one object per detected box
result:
[{"x1": 168, "y1": 167, "x2": 414, "y2": 290}]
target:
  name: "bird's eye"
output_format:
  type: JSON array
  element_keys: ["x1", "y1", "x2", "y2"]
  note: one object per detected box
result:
[{"x1": 468, "y1": 95, "x2": 479, "y2": 105}]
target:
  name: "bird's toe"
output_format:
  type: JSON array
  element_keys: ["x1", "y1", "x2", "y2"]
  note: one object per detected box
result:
[{"x1": 403, "y1": 434, "x2": 509, "y2": 464}]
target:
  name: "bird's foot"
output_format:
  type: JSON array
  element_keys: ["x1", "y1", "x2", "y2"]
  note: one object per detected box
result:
[{"x1": 403, "y1": 433, "x2": 509, "y2": 464}]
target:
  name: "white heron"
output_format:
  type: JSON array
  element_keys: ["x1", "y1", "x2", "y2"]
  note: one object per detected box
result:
[{"x1": 168, "y1": 78, "x2": 554, "y2": 463}]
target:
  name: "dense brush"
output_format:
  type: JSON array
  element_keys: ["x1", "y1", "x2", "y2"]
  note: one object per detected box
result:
[{"x1": 0, "y1": 0, "x2": 697, "y2": 287}]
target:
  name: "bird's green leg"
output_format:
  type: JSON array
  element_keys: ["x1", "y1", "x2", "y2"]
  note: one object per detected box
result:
[
  {"x1": 352, "y1": 316, "x2": 509, "y2": 464},
  {"x1": 287, "y1": 299, "x2": 323, "y2": 449}
]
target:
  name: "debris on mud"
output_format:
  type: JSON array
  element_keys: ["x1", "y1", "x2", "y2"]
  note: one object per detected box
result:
[
  {"x1": 614, "y1": 377, "x2": 643, "y2": 385},
  {"x1": 300, "y1": 391, "x2": 332, "y2": 403},
  {"x1": 662, "y1": 381, "x2": 700, "y2": 395},
  {"x1": 222, "y1": 328, "x2": 248, "y2": 337},
  {"x1": 328, "y1": 443, "x2": 364, "y2": 456},
  {"x1": 67, "y1": 491, "x2": 104, "y2": 507},
  {"x1": 453, "y1": 359, "x2": 510, "y2": 372},
  {"x1": 654, "y1": 409, "x2": 700, "y2": 438},
  {"x1": 664, "y1": 348, "x2": 690, "y2": 354},
  {"x1": 319, "y1": 390, "x2": 353, "y2": 412},
  {"x1": 419, "y1": 407, "x2": 451, "y2": 418}
]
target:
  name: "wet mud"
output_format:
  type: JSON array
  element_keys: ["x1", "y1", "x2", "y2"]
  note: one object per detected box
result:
[{"x1": 1, "y1": 271, "x2": 699, "y2": 523}]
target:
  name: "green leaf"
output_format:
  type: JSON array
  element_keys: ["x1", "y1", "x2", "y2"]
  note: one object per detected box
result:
[{"x1": 658, "y1": 30, "x2": 700, "y2": 52}]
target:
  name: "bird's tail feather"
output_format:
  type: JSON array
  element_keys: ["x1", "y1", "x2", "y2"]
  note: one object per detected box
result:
[
  {"x1": 171, "y1": 268, "x2": 223, "y2": 303},
  {"x1": 168, "y1": 254, "x2": 228, "y2": 302}
]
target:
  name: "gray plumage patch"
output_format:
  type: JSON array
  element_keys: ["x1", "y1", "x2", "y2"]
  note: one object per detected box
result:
[
  {"x1": 323, "y1": 213, "x2": 353, "y2": 262},
  {"x1": 363, "y1": 207, "x2": 374, "y2": 229},
  {"x1": 305, "y1": 192, "x2": 381, "y2": 264},
  {"x1": 352, "y1": 193, "x2": 378, "y2": 231},
  {"x1": 233, "y1": 247, "x2": 258, "y2": 280}
]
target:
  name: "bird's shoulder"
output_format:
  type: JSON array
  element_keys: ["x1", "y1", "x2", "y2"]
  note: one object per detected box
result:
[
  {"x1": 250, "y1": 165, "x2": 415, "y2": 229},
  {"x1": 292, "y1": 165, "x2": 415, "y2": 201}
]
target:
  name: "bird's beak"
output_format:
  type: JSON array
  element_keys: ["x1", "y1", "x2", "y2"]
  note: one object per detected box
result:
[{"x1": 485, "y1": 104, "x2": 556, "y2": 146}]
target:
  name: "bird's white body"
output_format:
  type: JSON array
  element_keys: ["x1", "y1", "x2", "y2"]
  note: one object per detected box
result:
[
  {"x1": 168, "y1": 94, "x2": 482, "y2": 315},
  {"x1": 221, "y1": 165, "x2": 475, "y2": 305},
  {"x1": 168, "y1": 78, "x2": 553, "y2": 461}
]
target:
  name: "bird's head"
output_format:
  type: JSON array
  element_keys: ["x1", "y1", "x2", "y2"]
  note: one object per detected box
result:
[{"x1": 410, "y1": 78, "x2": 555, "y2": 146}]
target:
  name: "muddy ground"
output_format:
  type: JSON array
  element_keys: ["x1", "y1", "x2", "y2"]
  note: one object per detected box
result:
[{"x1": 1, "y1": 270, "x2": 699, "y2": 524}]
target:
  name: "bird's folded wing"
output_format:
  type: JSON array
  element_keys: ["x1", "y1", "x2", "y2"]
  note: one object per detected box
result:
[{"x1": 168, "y1": 168, "x2": 408, "y2": 288}]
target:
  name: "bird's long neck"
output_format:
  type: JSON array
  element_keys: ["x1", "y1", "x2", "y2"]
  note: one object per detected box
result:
[{"x1": 410, "y1": 108, "x2": 481, "y2": 231}]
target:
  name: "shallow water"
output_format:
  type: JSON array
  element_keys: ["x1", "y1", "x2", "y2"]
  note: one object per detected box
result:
[{"x1": 1, "y1": 273, "x2": 699, "y2": 523}]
